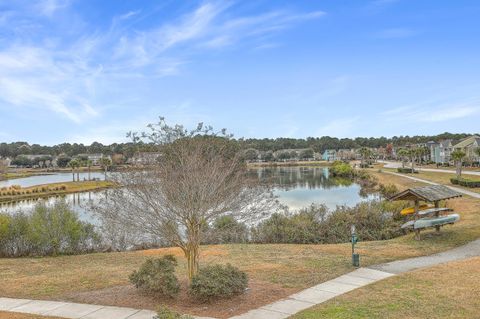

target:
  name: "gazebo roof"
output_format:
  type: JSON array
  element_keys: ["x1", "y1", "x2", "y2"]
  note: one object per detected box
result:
[{"x1": 389, "y1": 185, "x2": 462, "y2": 202}]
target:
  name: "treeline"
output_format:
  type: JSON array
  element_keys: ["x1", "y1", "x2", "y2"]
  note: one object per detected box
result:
[
  {"x1": 0, "y1": 141, "x2": 157, "y2": 159},
  {"x1": 238, "y1": 132, "x2": 474, "y2": 152},
  {"x1": 0, "y1": 132, "x2": 475, "y2": 159}
]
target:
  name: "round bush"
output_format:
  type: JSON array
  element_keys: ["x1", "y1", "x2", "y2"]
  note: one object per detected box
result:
[
  {"x1": 189, "y1": 264, "x2": 248, "y2": 302},
  {"x1": 129, "y1": 255, "x2": 180, "y2": 297}
]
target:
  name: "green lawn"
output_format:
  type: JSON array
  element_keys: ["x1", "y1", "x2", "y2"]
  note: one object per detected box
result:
[{"x1": 292, "y1": 257, "x2": 480, "y2": 319}]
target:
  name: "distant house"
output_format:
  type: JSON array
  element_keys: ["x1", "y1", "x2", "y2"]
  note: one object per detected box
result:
[
  {"x1": 337, "y1": 149, "x2": 356, "y2": 161},
  {"x1": 430, "y1": 140, "x2": 453, "y2": 164},
  {"x1": 322, "y1": 149, "x2": 337, "y2": 162},
  {"x1": 76, "y1": 153, "x2": 109, "y2": 166},
  {"x1": 0, "y1": 157, "x2": 11, "y2": 168},
  {"x1": 129, "y1": 152, "x2": 162, "y2": 165},
  {"x1": 453, "y1": 135, "x2": 480, "y2": 162}
]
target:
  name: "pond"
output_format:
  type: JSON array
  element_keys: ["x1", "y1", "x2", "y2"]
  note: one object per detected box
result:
[
  {"x1": 0, "y1": 172, "x2": 105, "y2": 188},
  {"x1": 0, "y1": 167, "x2": 376, "y2": 222}
]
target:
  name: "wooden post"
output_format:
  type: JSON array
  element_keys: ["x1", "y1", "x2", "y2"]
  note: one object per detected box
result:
[
  {"x1": 414, "y1": 199, "x2": 421, "y2": 240},
  {"x1": 434, "y1": 201, "x2": 441, "y2": 233}
]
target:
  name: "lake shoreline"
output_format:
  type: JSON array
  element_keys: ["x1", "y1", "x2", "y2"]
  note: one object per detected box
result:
[{"x1": 0, "y1": 180, "x2": 114, "y2": 204}]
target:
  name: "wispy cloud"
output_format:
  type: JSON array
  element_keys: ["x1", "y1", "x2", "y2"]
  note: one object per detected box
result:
[
  {"x1": 0, "y1": 1, "x2": 325, "y2": 125},
  {"x1": 383, "y1": 98, "x2": 480, "y2": 123},
  {"x1": 36, "y1": 0, "x2": 71, "y2": 17}
]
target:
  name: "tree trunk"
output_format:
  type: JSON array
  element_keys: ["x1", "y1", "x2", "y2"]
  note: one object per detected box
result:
[
  {"x1": 88, "y1": 167, "x2": 91, "y2": 181},
  {"x1": 104, "y1": 168, "x2": 107, "y2": 181},
  {"x1": 456, "y1": 160, "x2": 462, "y2": 178},
  {"x1": 77, "y1": 171, "x2": 80, "y2": 182},
  {"x1": 185, "y1": 223, "x2": 201, "y2": 283},
  {"x1": 185, "y1": 245, "x2": 199, "y2": 283},
  {"x1": 72, "y1": 169, "x2": 75, "y2": 182}
]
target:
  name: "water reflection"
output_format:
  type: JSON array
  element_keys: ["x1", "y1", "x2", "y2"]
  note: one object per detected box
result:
[
  {"x1": 0, "y1": 167, "x2": 376, "y2": 219},
  {"x1": 0, "y1": 172, "x2": 105, "y2": 188},
  {"x1": 253, "y1": 166, "x2": 376, "y2": 210},
  {"x1": 0, "y1": 190, "x2": 103, "y2": 224}
]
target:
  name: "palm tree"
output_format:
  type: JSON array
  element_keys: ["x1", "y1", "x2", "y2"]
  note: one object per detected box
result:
[
  {"x1": 100, "y1": 157, "x2": 112, "y2": 181},
  {"x1": 68, "y1": 159, "x2": 80, "y2": 182},
  {"x1": 359, "y1": 147, "x2": 372, "y2": 167},
  {"x1": 86, "y1": 159, "x2": 93, "y2": 181},
  {"x1": 397, "y1": 148, "x2": 409, "y2": 168},
  {"x1": 451, "y1": 149, "x2": 466, "y2": 178}
]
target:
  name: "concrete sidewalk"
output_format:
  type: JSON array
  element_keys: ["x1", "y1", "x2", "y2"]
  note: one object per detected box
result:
[
  {"x1": 0, "y1": 268, "x2": 394, "y2": 319},
  {"x1": 229, "y1": 268, "x2": 394, "y2": 319},
  {"x1": 0, "y1": 298, "x2": 214, "y2": 319}
]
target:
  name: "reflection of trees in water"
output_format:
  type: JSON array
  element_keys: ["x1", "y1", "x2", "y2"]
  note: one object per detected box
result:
[{"x1": 251, "y1": 167, "x2": 353, "y2": 191}]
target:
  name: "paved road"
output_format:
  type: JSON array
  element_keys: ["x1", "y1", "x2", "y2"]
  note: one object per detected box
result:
[
  {"x1": 384, "y1": 170, "x2": 480, "y2": 199},
  {"x1": 380, "y1": 160, "x2": 480, "y2": 176}
]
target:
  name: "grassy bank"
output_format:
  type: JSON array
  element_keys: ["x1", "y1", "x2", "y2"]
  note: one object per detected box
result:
[
  {"x1": 0, "y1": 180, "x2": 114, "y2": 203},
  {"x1": 0, "y1": 172, "x2": 43, "y2": 181},
  {"x1": 292, "y1": 256, "x2": 480, "y2": 319}
]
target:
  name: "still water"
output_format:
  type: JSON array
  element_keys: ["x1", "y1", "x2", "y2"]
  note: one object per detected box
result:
[
  {"x1": 0, "y1": 172, "x2": 105, "y2": 188},
  {"x1": 0, "y1": 167, "x2": 375, "y2": 221}
]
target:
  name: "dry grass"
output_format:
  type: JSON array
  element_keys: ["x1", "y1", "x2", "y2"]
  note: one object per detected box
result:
[{"x1": 292, "y1": 256, "x2": 480, "y2": 319}]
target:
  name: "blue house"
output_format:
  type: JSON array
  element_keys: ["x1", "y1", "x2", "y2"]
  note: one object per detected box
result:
[{"x1": 322, "y1": 149, "x2": 337, "y2": 162}]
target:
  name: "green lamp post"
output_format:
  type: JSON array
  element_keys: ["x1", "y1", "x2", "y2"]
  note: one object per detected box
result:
[{"x1": 351, "y1": 225, "x2": 360, "y2": 267}]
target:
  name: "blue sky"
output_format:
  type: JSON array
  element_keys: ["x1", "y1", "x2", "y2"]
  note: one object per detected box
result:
[{"x1": 0, "y1": 0, "x2": 479, "y2": 145}]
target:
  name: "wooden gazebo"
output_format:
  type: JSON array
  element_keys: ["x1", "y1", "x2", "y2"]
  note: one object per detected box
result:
[{"x1": 389, "y1": 185, "x2": 462, "y2": 240}]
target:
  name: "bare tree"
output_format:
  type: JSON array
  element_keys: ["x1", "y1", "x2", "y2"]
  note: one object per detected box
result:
[{"x1": 95, "y1": 118, "x2": 276, "y2": 282}]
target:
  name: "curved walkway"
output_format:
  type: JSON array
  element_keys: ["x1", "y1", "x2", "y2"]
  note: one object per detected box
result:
[
  {"x1": 2, "y1": 238, "x2": 480, "y2": 319},
  {"x1": 380, "y1": 160, "x2": 480, "y2": 176},
  {"x1": 384, "y1": 170, "x2": 480, "y2": 199}
]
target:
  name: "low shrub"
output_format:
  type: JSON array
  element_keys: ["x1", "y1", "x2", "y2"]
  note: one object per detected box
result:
[
  {"x1": 203, "y1": 215, "x2": 248, "y2": 244},
  {"x1": 0, "y1": 200, "x2": 101, "y2": 257},
  {"x1": 450, "y1": 177, "x2": 480, "y2": 188},
  {"x1": 330, "y1": 161, "x2": 354, "y2": 177},
  {"x1": 129, "y1": 255, "x2": 180, "y2": 297},
  {"x1": 189, "y1": 264, "x2": 248, "y2": 302},
  {"x1": 251, "y1": 201, "x2": 404, "y2": 244},
  {"x1": 155, "y1": 306, "x2": 193, "y2": 319},
  {"x1": 379, "y1": 183, "x2": 399, "y2": 198}
]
